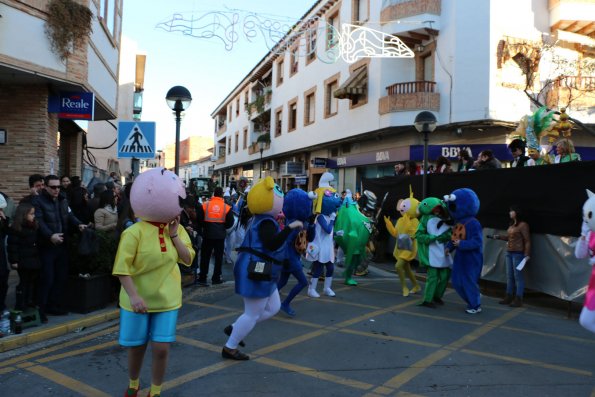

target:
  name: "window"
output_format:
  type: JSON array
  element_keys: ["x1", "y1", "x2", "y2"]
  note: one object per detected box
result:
[
  {"x1": 324, "y1": 73, "x2": 340, "y2": 118},
  {"x1": 306, "y1": 27, "x2": 317, "y2": 64},
  {"x1": 234, "y1": 131, "x2": 239, "y2": 152},
  {"x1": 288, "y1": 98, "x2": 298, "y2": 132},
  {"x1": 352, "y1": 0, "x2": 369, "y2": 24},
  {"x1": 304, "y1": 87, "x2": 316, "y2": 126},
  {"x1": 228, "y1": 136, "x2": 232, "y2": 154},
  {"x1": 326, "y1": 12, "x2": 340, "y2": 49},
  {"x1": 275, "y1": 107, "x2": 283, "y2": 137},
  {"x1": 277, "y1": 58, "x2": 285, "y2": 86},
  {"x1": 244, "y1": 90, "x2": 249, "y2": 108},
  {"x1": 228, "y1": 105, "x2": 232, "y2": 121},
  {"x1": 243, "y1": 128, "x2": 248, "y2": 149},
  {"x1": 236, "y1": 99, "x2": 240, "y2": 117},
  {"x1": 290, "y1": 46, "x2": 299, "y2": 76},
  {"x1": 99, "y1": 0, "x2": 118, "y2": 39}
]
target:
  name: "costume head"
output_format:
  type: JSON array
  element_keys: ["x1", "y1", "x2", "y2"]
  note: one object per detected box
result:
[
  {"x1": 130, "y1": 167, "x2": 186, "y2": 223},
  {"x1": 311, "y1": 172, "x2": 341, "y2": 215},
  {"x1": 582, "y1": 189, "x2": 595, "y2": 232},
  {"x1": 283, "y1": 188, "x2": 313, "y2": 222},
  {"x1": 417, "y1": 197, "x2": 447, "y2": 218},
  {"x1": 247, "y1": 176, "x2": 284, "y2": 216},
  {"x1": 443, "y1": 188, "x2": 480, "y2": 221},
  {"x1": 398, "y1": 186, "x2": 419, "y2": 218}
]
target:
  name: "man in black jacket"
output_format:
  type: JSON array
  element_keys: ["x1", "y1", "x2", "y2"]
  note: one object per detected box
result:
[
  {"x1": 33, "y1": 175, "x2": 87, "y2": 322},
  {"x1": 508, "y1": 139, "x2": 531, "y2": 168}
]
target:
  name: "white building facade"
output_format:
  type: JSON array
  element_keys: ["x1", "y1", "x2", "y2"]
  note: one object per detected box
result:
[{"x1": 211, "y1": 0, "x2": 594, "y2": 193}]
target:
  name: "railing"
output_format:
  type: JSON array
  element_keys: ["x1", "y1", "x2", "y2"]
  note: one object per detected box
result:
[
  {"x1": 386, "y1": 81, "x2": 436, "y2": 95},
  {"x1": 381, "y1": 0, "x2": 441, "y2": 23}
]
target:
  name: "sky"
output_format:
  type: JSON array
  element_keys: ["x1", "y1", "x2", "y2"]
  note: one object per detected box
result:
[{"x1": 121, "y1": 0, "x2": 316, "y2": 150}]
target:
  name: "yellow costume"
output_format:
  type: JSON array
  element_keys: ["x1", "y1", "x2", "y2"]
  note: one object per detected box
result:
[
  {"x1": 113, "y1": 221, "x2": 194, "y2": 312},
  {"x1": 384, "y1": 187, "x2": 421, "y2": 296}
]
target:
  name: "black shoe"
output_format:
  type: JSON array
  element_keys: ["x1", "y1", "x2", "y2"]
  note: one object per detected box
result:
[
  {"x1": 211, "y1": 279, "x2": 225, "y2": 285},
  {"x1": 46, "y1": 308, "x2": 68, "y2": 316},
  {"x1": 419, "y1": 301, "x2": 437, "y2": 309},
  {"x1": 195, "y1": 279, "x2": 209, "y2": 287},
  {"x1": 221, "y1": 346, "x2": 249, "y2": 360},
  {"x1": 224, "y1": 325, "x2": 245, "y2": 347},
  {"x1": 433, "y1": 297, "x2": 445, "y2": 305}
]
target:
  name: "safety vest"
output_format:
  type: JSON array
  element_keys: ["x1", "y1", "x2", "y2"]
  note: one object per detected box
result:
[{"x1": 202, "y1": 197, "x2": 230, "y2": 223}]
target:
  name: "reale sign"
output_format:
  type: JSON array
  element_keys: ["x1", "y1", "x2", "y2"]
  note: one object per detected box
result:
[{"x1": 55, "y1": 92, "x2": 95, "y2": 120}]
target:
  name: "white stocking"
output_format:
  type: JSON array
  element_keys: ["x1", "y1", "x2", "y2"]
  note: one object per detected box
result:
[
  {"x1": 579, "y1": 307, "x2": 595, "y2": 334},
  {"x1": 225, "y1": 289, "x2": 280, "y2": 349}
]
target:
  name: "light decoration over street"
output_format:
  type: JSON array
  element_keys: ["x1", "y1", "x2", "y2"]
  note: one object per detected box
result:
[{"x1": 155, "y1": 9, "x2": 415, "y2": 64}]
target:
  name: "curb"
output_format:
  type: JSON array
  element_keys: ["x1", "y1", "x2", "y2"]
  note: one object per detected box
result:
[{"x1": 0, "y1": 309, "x2": 120, "y2": 353}]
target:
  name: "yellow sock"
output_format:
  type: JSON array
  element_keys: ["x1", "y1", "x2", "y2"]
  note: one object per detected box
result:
[
  {"x1": 128, "y1": 378, "x2": 139, "y2": 390},
  {"x1": 150, "y1": 384, "x2": 162, "y2": 396}
]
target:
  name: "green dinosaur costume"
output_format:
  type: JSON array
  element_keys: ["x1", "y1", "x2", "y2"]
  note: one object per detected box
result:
[
  {"x1": 334, "y1": 197, "x2": 372, "y2": 286},
  {"x1": 415, "y1": 197, "x2": 452, "y2": 307}
]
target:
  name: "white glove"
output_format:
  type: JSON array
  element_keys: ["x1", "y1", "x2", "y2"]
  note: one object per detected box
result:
[
  {"x1": 335, "y1": 230, "x2": 344, "y2": 237},
  {"x1": 581, "y1": 221, "x2": 590, "y2": 237},
  {"x1": 329, "y1": 212, "x2": 337, "y2": 221}
]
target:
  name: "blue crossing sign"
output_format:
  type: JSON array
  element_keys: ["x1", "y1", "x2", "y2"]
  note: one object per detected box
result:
[{"x1": 117, "y1": 121, "x2": 156, "y2": 159}]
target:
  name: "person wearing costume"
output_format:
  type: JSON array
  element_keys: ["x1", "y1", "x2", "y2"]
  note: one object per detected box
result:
[
  {"x1": 513, "y1": 107, "x2": 555, "y2": 166},
  {"x1": 113, "y1": 168, "x2": 195, "y2": 397},
  {"x1": 492, "y1": 205, "x2": 531, "y2": 308},
  {"x1": 277, "y1": 188, "x2": 315, "y2": 317},
  {"x1": 416, "y1": 197, "x2": 452, "y2": 307},
  {"x1": 384, "y1": 187, "x2": 421, "y2": 296},
  {"x1": 307, "y1": 172, "x2": 342, "y2": 297},
  {"x1": 444, "y1": 188, "x2": 484, "y2": 314},
  {"x1": 223, "y1": 177, "x2": 303, "y2": 360},
  {"x1": 574, "y1": 189, "x2": 595, "y2": 333},
  {"x1": 334, "y1": 191, "x2": 372, "y2": 286}
]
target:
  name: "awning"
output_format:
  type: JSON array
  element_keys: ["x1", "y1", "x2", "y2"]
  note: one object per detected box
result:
[{"x1": 334, "y1": 66, "x2": 368, "y2": 99}]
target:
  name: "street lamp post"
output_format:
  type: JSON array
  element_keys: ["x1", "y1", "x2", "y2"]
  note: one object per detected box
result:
[
  {"x1": 414, "y1": 111, "x2": 437, "y2": 199},
  {"x1": 258, "y1": 140, "x2": 266, "y2": 179},
  {"x1": 165, "y1": 86, "x2": 192, "y2": 175}
]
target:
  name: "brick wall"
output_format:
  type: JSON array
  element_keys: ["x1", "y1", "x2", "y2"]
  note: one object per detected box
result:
[{"x1": 0, "y1": 84, "x2": 59, "y2": 201}]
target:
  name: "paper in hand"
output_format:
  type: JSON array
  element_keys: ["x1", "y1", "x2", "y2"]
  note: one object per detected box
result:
[{"x1": 516, "y1": 257, "x2": 528, "y2": 271}]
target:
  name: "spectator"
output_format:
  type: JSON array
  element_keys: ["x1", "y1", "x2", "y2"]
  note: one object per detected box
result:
[
  {"x1": 0, "y1": 192, "x2": 11, "y2": 315},
  {"x1": 68, "y1": 185, "x2": 93, "y2": 225},
  {"x1": 88, "y1": 183, "x2": 107, "y2": 215},
  {"x1": 7, "y1": 202, "x2": 41, "y2": 312},
  {"x1": 60, "y1": 175, "x2": 71, "y2": 190},
  {"x1": 435, "y1": 156, "x2": 452, "y2": 173},
  {"x1": 394, "y1": 162, "x2": 407, "y2": 176},
  {"x1": 474, "y1": 150, "x2": 502, "y2": 170},
  {"x1": 527, "y1": 148, "x2": 549, "y2": 166},
  {"x1": 554, "y1": 139, "x2": 581, "y2": 163},
  {"x1": 456, "y1": 149, "x2": 474, "y2": 172},
  {"x1": 116, "y1": 199, "x2": 138, "y2": 240},
  {"x1": 507, "y1": 139, "x2": 530, "y2": 167},
  {"x1": 33, "y1": 175, "x2": 87, "y2": 322},
  {"x1": 406, "y1": 160, "x2": 419, "y2": 175},
  {"x1": 20, "y1": 174, "x2": 44, "y2": 204},
  {"x1": 196, "y1": 187, "x2": 234, "y2": 286},
  {"x1": 94, "y1": 190, "x2": 119, "y2": 235}
]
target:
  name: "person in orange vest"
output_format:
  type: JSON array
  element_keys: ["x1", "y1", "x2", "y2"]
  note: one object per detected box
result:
[{"x1": 196, "y1": 187, "x2": 235, "y2": 286}]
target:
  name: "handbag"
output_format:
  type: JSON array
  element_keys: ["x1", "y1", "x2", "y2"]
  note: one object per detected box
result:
[{"x1": 247, "y1": 260, "x2": 273, "y2": 281}]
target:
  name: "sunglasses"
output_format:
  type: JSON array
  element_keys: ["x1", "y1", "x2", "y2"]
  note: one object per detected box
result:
[{"x1": 48, "y1": 185, "x2": 61, "y2": 190}]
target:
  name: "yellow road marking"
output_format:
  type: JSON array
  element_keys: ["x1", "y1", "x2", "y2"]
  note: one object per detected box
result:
[
  {"x1": 308, "y1": 297, "x2": 383, "y2": 310},
  {"x1": 176, "y1": 312, "x2": 237, "y2": 330},
  {"x1": 35, "y1": 340, "x2": 118, "y2": 364},
  {"x1": 500, "y1": 325, "x2": 595, "y2": 345},
  {"x1": 336, "y1": 300, "x2": 420, "y2": 328},
  {"x1": 253, "y1": 328, "x2": 330, "y2": 356},
  {"x1": 461, "y1": 348, "x2": 592, "y2": 377},
  {"x1": 0, "y1": 325, "x2": 119, "y2": 368},
  {"x1": 26, "y1": 365, "x2": 111, "y2": 397},
  {"x1": 0, "y1": 366, "x2": 16, "y2": 375},
  {"x1": 185, "y1": 301, "x2": 241, "y2": 312},
  {"x1": 176, "y1": 335, "x2": 222, "y2": 353},
  {"x1": 372, "y1": 385, "x2": 396, "y2": 395},
  {"x1": 255, "y1": 356, "x2": 375, "y2": 390},
  {"x1": 339, "y1": 328, "x2": 442, "y2": 348},
  {"x1": 383, "y1": 308, "x2": 524, "y2": 390},
  {"x1": 397, "y1": 310, "x2": 482, "y2": 325}
]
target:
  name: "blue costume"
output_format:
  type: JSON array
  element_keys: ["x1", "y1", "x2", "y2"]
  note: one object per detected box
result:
[
  {"x1": 235, "y1": 214, "x2": 285, "y2": 298},
  {"x1": 445, "y1": 188, "x2": 484, "y2": 314},
  {"x1": 277, "y1": 188, "x2": 315, "y2": 316}
]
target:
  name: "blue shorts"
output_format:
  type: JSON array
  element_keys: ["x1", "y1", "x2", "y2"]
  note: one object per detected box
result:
[{"x1": 118, "y1": 309, "x2": 179, "y2": 346}]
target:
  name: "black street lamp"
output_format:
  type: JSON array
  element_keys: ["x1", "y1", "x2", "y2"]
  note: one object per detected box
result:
[
  {"x1": 258, "y1": 139, "x2": 266, "y2": 179},
  {"x1": 165, "y1": 86, "x2": 192, "y2": 175},
  {"x1": 414, "y1": 111, "x2": 437, "y2": 199}
]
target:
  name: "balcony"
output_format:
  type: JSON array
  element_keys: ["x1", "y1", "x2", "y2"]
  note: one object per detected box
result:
[
  {"x1": 381, "y1": 0, "x2": 441, "y2": 23},
  {"x1": 248, "y1": 141, "x2": 270, "y2": 155},
  {"x1": 546, "y1": 76, "x2": 595, "y2": 109},
  {"x1": 379, "y1": 81, "x2": 440, "y2": 114},
  {"x1": 549, "y1": 0, "x2": 595, "y2": 37},
  {"x1": 216, "y1": 121, "x2": 227, "y2": 137},
  {"x1": 215, "y1": 155, "x2": 226, "y2": 165}
]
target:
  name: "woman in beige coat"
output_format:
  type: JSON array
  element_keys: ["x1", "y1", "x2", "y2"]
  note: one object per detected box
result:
[{"x1": 94, "y1": 190, "x2": 118, "y2": 234}]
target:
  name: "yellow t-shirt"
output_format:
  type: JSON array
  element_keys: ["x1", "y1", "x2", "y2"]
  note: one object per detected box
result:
[{"x1": 112, "y1": 221, "x2": 195, "y2": 312}]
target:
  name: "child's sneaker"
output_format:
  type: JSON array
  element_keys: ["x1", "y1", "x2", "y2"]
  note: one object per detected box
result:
[
  {"x1": 124, "y1": 387, "x2": 139, "y2": 397},
  {"x1": 465, "y1": 307, "x2": 482, "y2": 314}
]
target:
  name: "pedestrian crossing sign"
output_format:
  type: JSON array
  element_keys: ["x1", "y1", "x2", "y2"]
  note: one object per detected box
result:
[{"x1": 117, "y1": 121, "x2": 156, "y2": 159}]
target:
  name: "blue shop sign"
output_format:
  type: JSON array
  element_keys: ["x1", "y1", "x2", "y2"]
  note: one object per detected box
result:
[{"x1": 49, "y1": 92, "x2": 95, "y2": 120}]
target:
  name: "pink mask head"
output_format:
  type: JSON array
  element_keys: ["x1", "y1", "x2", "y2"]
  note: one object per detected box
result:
[{"x1": 130, "y1": 168, "x2": 186, "y2": 223}]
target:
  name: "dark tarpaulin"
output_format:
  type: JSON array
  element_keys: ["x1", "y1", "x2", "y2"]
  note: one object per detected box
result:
[{"x1": 363, "y1": 161, "x2": 595, "y2": 237}]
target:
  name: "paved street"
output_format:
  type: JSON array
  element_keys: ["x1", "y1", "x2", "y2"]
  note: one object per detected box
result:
[{"x1": 1, "y1": 264, "x2": 594, "y2": 397}]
